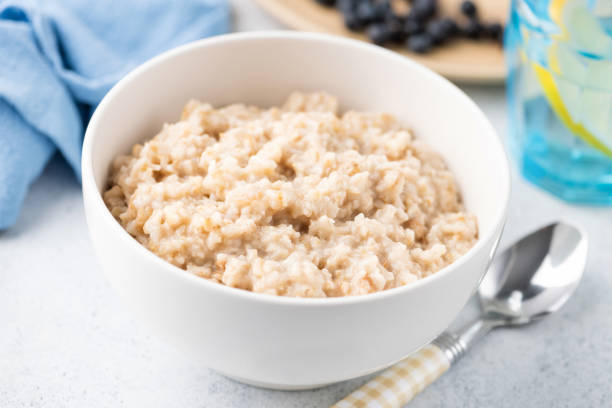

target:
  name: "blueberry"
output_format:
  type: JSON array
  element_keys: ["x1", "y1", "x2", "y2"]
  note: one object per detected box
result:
[
  {"x1": 356, "y1": 1, "x2": 385, "y2": 23},
  {"x1": 386, "y1": 15, "x2": 406, "y2": 43},
  {"x1": 426, "y1": 18, "x2": 457, "y2": 44},
  {"x1": 460, "y1": 1, "x2": 477, "y2": 18},
  {"x1": 403, "y1": 15, "x2": 425, "y2": 36},
  {"x1": 410, "y1": 0, "x2": 437, "y2": 21},
  {"x1": 374, "y1": 0, "x2": 393, "y2": 19},
  {"x1": 368, "y1": 23, "x2": 391, "y2": 45},
  {"x1": 344, "y1": 12, "x2": 365, "y2": 31},
  {"x1": 315, "y1": 0, "x2": 336, "y2": 6},
  {"x1": 407, "y1": 33, "x2": 434, "y2": 53},
  {"x1": 356, "y1": 2, "x2": 375, "y2": 23},
  {"x1": 439, "y1": 17, "x2": 459, "y2": 37},
  {"x1": 337, "y1": 0, "x2": 357, "y2": 13},
  {"x1": 486, "y1": 22, "x2": 503, "y2": 42},
  {"x1": 426, "y1": 20, "x2": 444, "y2": 44},
  {"x1": 463, "y1": 19, "x2": 483, "y2": 38}
]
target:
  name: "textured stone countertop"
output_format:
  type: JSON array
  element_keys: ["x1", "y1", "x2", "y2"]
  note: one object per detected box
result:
[{"x1": 2, "y1": 1, "x2": 611, "y2": 406}]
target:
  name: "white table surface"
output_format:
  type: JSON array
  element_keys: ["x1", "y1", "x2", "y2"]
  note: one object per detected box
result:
[{"x1": 2, "y1": 1, "x2": 612, "y2": 407}]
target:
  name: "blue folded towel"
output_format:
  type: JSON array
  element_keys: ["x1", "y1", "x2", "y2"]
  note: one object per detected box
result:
[{"x1": 0, "y1": 0, "x2": 230, "y2": 229}]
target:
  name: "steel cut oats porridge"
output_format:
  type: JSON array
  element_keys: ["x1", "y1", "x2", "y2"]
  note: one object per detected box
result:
[{"x1": 104, "y1": 92, "x2": 477, "y2": 298}]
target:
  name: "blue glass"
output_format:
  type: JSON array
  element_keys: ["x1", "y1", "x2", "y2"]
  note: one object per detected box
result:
[{"x1": 506, "y1": 0, "x2": 612, "y2": 204}]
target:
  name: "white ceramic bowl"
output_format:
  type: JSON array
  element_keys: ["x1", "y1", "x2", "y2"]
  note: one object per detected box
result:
[{"x1": 82, "y1": 31, "x2": 510, "y2": 390}]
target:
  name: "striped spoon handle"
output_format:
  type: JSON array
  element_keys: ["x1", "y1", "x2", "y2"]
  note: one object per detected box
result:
[
  {"x1": 333, "y1": 318, "x2": 497, "y2": 408},
  {"x1": 332, "y1": 343, "x2": 450, "y2": 408}
]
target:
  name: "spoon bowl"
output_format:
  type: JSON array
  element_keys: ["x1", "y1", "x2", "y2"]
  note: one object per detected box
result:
[{"x1": 479, "y1": 222, "x2": 588, "y2": 325}]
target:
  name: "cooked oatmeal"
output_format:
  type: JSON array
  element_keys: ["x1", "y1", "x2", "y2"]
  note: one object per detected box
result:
[{"x1": 104, "y1": 92, "x2": 477, "y2": 298}]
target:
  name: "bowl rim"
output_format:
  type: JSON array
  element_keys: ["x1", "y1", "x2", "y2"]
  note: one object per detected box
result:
[{"x1": 82, "y1": 30, "x2": 511, "y2": 307}]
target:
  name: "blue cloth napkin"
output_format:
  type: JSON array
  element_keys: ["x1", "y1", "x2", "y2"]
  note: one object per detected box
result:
[{"x1": 0, "y1": 0, "x2": 230, "y2": 229}]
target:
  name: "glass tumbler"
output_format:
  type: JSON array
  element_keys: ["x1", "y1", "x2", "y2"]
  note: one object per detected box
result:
[{"x1": 506, "y1": 0, "x2": 612, "y2": 204}]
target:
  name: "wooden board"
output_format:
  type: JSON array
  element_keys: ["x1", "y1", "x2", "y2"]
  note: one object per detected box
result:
[{"x1": 255, "y1": 0, "x2": 510, "y2": 83}]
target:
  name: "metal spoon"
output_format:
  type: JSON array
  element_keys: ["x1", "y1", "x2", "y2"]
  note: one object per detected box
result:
[{"x1": 334, "y1": 222, "x2": 588, "y2": 408}]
